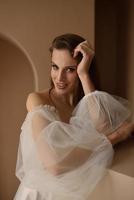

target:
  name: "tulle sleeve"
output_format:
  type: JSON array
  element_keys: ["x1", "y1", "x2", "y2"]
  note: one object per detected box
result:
[
  {"x1": 30, "y1": 105, "x2": 113, "y2": 175},
  {"x1": 15, "y1": 102, "x2": 114, "y2": 199},
  {"x1": 72, "y1": 90, "x2": 131, "y2": 136}
]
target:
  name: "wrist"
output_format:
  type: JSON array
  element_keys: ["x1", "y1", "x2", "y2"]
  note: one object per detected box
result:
[
  {"x1": 78, "y1": 72, "x2": 89, "y2": 80},
  {"x1": 78, "y1": 73, "x2": 95, "y2": 94},
  {"x1": 107, "y1": 131, "x2": 121, "y2": 146}
]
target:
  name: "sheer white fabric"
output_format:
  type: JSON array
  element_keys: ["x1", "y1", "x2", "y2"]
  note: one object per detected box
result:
[{"x1": 14, "y1": 90, "x2": 131, "y2": 200}]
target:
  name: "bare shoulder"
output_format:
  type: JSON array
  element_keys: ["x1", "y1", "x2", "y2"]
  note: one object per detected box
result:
[{"x1": 26, "y1": 89, "x2": 50, "y2": 112}]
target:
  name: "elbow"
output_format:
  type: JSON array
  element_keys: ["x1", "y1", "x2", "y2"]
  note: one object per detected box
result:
[
  {"x1": 47, "y1": 165, "x2": 62, "y2": 176},
  {"x1": 49, "y1": 169, "x2": 60, "y2": 176}
]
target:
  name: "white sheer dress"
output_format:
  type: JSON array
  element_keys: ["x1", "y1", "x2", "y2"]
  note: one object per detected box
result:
[{"x1": 14, "y1": 90, "x2": 131, "y2": 200}]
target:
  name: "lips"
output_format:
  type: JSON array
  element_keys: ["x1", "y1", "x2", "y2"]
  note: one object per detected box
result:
[{"x1": 56, "y1": 82, "x2": 67, "y2": 89}]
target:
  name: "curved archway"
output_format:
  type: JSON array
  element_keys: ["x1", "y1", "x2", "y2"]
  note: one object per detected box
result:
[
  {"x1": 0, "y1": 33, "x2": 36, "y2": 199},
  {"x1": 0, "y1": 32, "x2": 38, "y2": 90}
]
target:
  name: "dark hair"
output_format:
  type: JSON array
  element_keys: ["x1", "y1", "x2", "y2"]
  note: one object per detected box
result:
[{"x1": 49, "y1": 33, "x2": 100, "y2": 106}]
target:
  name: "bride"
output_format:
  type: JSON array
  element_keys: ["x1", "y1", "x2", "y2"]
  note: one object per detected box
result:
[{"x1": 14, "y1": 33, "x2": 134, "y2": 199}]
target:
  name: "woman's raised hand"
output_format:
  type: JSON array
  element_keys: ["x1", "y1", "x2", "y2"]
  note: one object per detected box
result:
[{"x1": 73, "y1": 40, "x2": 95, "y2": 77}]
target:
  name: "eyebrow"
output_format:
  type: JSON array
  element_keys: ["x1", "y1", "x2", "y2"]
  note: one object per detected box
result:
[{"x1": 51, "y1": 61, "x2": 77, "y2": 68}]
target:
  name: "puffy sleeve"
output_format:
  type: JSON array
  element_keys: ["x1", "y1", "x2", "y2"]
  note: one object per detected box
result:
[
  {"x1": 26, "y1": 103, "x2": 113, "y2": 175},
  {"x1": 15, "y1": 103, "x2": 114, "y2": 199},
  {"x1": 72, "y1": 90, "x2": 131, "y2": 136}
]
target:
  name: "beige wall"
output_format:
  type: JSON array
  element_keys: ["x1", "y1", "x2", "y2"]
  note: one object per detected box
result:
[
  {"x1": 0, "y1": 0, "x2": 95, "y2": 199},
  {"x1": 0, "y1": 0, "x2": 95, "y2": 91}
]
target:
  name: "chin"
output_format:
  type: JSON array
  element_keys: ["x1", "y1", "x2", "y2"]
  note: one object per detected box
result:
[{"x1": 55, "y1": 86, "x2": 72, "y2": 95}]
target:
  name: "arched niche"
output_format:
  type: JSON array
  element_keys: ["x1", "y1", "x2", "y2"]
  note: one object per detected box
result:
[{"x1": 0, "y1": 33, "x2": 37, "y2": 199}]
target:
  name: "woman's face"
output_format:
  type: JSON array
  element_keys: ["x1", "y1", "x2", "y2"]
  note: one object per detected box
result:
[{"x1": 51, "y1": 48, "x2": 79, "y2": 95}]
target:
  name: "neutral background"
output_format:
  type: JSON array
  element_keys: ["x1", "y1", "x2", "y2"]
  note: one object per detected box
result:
[
  {"x1": 0, "y1": 0, "x2": 133, "y2": 199},
  {"x1": 0, "y1": 0, "x2": 94, "y2": 199}
]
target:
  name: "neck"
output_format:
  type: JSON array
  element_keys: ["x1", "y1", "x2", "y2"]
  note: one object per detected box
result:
[{"x1": 49, "y1": 88, "x2": 73, "y2": 107}]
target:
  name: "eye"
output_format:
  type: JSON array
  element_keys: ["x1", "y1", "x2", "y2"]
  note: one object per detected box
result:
[
  {"x1": 51, "y1": 64, "x2": 58, "y2": 70},
  {"x1": 65, "y1": 68, "x2": 76, "y2": 73}
]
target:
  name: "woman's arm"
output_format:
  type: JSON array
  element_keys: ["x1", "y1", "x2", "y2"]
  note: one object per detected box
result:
[
  {"x1": 48, "y1": 147, "x2": 92, "y2": 176},
  {"x1": 107, "y1": 121, "x2": 134, "y2": 145},
  {"x1": 32, "y1": 113, "x2": 92, "y2": 176},
  {"x1": 27, "y1": 93, "x2": 92, "y2": 176},
  {"x1": 73, "y1": 40, "x2": 95, "y2": 95},
  {"x1": 73, "y1": 41, "x2": 134, "y2": 146}
]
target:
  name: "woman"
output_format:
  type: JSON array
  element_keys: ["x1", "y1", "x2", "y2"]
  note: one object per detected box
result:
[{"x1": 14, "y1": 33, "x2": 134, "y2": 199}]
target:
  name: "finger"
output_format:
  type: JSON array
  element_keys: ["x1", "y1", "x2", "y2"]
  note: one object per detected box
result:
[
  {"x1": 73, "y1": 46, "x2": 82, "y2": 58},
  {"x1": 79, "y1": 40, "x2": 93, "y2": 47},
  {"x1": 73, "y1": 45, "x2": 87, "y2": 58},
  {"x1": 82, "y1": 41, "x2": 94, "y2": 51},
  {"x1": 73, "y1": 45, "x2": 94, "y2": 58},
  {"x1": 73, "y1": 48, "x2": 79, "y2": 58},
  {"x1": 73, "y1": 41, "x2": 95, "y2": 58},
  {"x1": 80, "y1": 44, "x2": 95, "y2": 56}
]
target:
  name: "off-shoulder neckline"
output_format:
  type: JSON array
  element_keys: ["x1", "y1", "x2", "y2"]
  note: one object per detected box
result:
[
  {"x1": 28, "y1": 104, "x2": 57, "y2": 114},
  {"x1": 28, "y1": 90, "x2": 99, "y2": 115}
]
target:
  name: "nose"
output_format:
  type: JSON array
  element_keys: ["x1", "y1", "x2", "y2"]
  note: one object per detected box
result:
[{"x1": 57, "y1": 70, "x2": 66, "y2": 81}]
